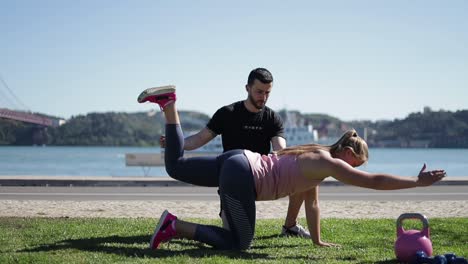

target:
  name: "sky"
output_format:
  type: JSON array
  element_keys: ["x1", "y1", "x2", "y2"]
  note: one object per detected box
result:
[{"x1": 1, "y1": 0, "x2": 467, "y2": 121}]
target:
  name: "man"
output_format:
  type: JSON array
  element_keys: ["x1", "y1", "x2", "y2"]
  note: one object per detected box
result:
[{"x1": 160, "y1": 68, "x2": 311, "y2": 238}]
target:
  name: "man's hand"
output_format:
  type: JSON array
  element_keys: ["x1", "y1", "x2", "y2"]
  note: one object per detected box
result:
[{"x1": 159, "y1": 135, "x2": 166, "y2": 148}]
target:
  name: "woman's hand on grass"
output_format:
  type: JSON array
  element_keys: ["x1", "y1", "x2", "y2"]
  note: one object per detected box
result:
[{"x1": 315, "y1": 240, "x2": 340, "y2": 247}]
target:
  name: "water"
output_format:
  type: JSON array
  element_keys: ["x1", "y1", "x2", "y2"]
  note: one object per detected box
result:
[
  {"x1": 0, "y1": 146, "x2": 467, "y2": 177},
  {"x1": 0, "y1": 146, "x2": 168, "y2": 177},
  {"x1": 362, "y1": 148, "x2": 468, "y2": 177}
]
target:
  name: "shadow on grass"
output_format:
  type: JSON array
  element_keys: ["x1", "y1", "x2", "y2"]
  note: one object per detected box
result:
[
  {"x1": 19, "y1": 233, "x2": 394, "y2": 262},
  {"x1": 254, "y1": 234, "x2": 282, "y2": 240},
  {"x1": 19, "y1": 234, "x2": 275, "y2": 260},
  {"x1": 16, "y1": 234, "x2": 400, "y2": 263}
]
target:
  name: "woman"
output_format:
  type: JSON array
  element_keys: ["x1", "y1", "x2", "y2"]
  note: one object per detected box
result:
[{"x1": 138, "y1": 86, "x2": 446, "y2": 250}]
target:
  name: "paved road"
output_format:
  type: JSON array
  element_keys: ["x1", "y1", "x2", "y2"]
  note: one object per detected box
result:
[{"x1": 1, "y1": 185, "x2": 467, "y2": 201}]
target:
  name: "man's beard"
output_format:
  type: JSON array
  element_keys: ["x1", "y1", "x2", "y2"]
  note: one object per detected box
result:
[{"x1": 248, "y1": 95, "x2": 265, "y2": 110}]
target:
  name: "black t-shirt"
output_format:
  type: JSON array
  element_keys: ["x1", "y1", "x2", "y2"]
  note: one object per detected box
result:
[{"x1": 206, "y1": 101, "x2": 285, "y2": 155}]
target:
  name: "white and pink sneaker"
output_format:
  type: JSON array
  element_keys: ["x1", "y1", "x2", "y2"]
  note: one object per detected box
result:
[
  {"x1": 150, "y1": 210, "x2": 178, "y2": 249},
  {"x1": 137, "y1": 85, "x2": 176, "y2": 110}
]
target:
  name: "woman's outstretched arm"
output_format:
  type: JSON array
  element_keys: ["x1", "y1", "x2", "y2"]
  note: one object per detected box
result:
[{"x1": 328, "y1": 159, "x2": 446, "y2": 190}]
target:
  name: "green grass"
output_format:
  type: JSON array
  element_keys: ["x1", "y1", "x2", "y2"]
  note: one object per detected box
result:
[{"x1": 0, "y1": 217, "x2": 467, "y2": 263}]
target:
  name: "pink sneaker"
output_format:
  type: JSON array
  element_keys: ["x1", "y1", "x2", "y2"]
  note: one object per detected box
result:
[
  {"x1": 137, "y1": 85, "x2": 176, "y2": 110},
  {"x1": 150, "y1": 210, "x2": 178, "y2": 249}
]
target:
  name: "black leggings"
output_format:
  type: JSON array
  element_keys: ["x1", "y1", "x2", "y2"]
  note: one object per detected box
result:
[{"x1": 164, "y1": 124, "x2": 256, "y2": 250}]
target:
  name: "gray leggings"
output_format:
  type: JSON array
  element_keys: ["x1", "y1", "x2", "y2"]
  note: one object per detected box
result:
[{"x1": 164, "y1": 124, "x2": 256, "y2": 250}]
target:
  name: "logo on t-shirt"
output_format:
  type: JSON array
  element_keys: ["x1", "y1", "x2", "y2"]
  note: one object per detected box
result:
[{"x1": 243, "y1": 125, "x2": 263, "y2": 131}]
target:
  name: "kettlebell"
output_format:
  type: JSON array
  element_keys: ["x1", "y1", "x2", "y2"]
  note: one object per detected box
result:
[{"x1": 394, "y1": 213, "x2": 433, "y2": 263}]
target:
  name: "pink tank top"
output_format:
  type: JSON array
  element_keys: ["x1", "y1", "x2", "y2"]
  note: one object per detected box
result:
[{"x1": 244, "y1": 150, "x2": 323, "y2": 201}]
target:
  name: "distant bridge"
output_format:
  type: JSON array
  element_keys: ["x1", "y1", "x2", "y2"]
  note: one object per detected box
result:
[
  {"x1": 0, "y1": 108, "x2": 64, "y2": 127},
  {"x1": 0, "y1": 74, "x2": 65, "y2": 127}
]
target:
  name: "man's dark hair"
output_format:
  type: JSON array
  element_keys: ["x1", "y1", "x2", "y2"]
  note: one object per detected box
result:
[{"x1": 247, "y1": 68, "x2": 273, "y2": 86}]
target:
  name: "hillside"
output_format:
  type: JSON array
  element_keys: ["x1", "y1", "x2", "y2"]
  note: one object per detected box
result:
[
  {"x1": 0, "y1": 111, "x2": 210, "y2": 146},
  {"x1": 1, "y1": 107, "x2": 468, "y2": 148}
]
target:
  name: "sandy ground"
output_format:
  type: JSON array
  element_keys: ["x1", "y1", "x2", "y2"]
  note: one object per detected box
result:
[{"x1": 1, "y1": 200, "x2": 467, "y2": 219}]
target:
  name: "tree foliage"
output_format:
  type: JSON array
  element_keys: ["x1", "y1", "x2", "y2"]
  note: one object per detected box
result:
[
  {"x1": 1, "y1": 108, "x2": 467, "y2": 147},
  {"x1": 0, "y1": 111, "x2": 210, "y2": 146}
]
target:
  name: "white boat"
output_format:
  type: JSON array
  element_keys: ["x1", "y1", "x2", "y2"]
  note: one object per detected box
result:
[
  {"x1": 284, "y1": 125, "x2": 317, "y2": 147},
  {"x1": 282, "y1": 111, "x2": 318, "y2": 147}
]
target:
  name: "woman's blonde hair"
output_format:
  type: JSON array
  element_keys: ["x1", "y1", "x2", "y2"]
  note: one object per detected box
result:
[{"x1": 275, "y1": 129, "x2": 369, "y2": 162}]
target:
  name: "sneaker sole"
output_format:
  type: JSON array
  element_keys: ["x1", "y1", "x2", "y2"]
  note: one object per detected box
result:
[
  {"x1": 138, "y1": 85, "x2": 176, "y2": 103},
  {"x1": 150, "y1": 209, "x2": 170, "y2": 249}
]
